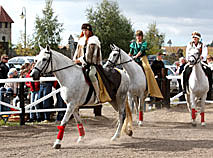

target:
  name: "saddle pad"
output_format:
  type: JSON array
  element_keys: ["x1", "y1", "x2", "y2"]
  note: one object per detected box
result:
[{"x1": 95, "y1": 65, "x2": 121, "y2": 100}]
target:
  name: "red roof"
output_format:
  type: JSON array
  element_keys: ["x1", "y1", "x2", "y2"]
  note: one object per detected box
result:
[{"x1": 0, "y1": 5, "x2": 14, "y2": 23}]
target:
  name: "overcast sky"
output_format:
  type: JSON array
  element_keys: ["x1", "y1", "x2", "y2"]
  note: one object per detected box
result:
[{"x1": 1, "y1": 0, "x2": 213, "y2": 46}]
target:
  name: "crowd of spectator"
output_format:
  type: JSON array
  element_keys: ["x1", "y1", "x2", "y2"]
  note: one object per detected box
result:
[{"x1": 0, "y1": 54, "x2": 66, "y2": 123}]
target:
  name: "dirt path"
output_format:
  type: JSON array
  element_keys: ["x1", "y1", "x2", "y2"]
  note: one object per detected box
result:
[{"x1": 1, "y1": 104, "x2": 213, "y2": 158}]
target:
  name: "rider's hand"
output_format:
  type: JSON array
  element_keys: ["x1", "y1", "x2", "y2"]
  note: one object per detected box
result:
[
  {"x1": 133, "y1": 56, "x2": 137, "y2": 59},
  {"x1": 74, "y1": 59, "x2": 81, "y2": 64}
]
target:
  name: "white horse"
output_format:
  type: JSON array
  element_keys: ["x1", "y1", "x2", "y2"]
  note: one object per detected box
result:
[
  {"x1": 104, "y1": 44, "x2": 147, "y2": 126},
  {"x1": 183, "y1": 48, "x2": 209, "y2": 126},
  {"x1": 30, "y1": 46, "x2": 133, "y2": 149}
]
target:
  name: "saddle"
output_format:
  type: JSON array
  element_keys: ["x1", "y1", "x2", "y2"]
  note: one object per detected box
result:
[{"x1": 82, "y1": 65, "x2": 121, "y2": 103}]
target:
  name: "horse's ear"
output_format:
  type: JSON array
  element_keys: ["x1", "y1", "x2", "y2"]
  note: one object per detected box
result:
[
  {"x1": 39, "y1": 45, "x2": 44, "y2": 50},
  {"x1": 110, "y1": 44, "x2": 115, "y2": 50},
  {"x1": 113, "y1": 44, "x2": 117, "y2": 49}
]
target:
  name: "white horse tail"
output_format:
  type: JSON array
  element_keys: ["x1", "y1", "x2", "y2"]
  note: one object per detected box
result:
[{"x1": 121, "y1": 97, "x2": 133, "y2": 136}]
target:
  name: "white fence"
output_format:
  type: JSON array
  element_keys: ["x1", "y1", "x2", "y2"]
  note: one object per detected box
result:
[
  {"x1": 1, "y1": 75, "x2": 212, "y2": 124},
  {"x1": 0, "y1": 77, "x2": 66, "y2": 117}
]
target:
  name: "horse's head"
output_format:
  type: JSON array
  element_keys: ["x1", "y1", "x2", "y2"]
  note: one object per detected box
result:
[
  {"x1": 188, "y1": 48, "x2": 201, "y2": 65},
  {"x1": 104, "y1": 44, "x2": 121, "y2": 68},
  {"x1": 30, "y1": 45, "x2": 52, "y2": 80}
]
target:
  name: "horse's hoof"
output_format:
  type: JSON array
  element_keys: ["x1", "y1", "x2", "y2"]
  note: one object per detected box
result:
[
  {"x1": 53, "y1": 143, "x2": 61, "y2": 149},
  {"x1": 138, "y1": 121, "x2": 143, "y2": 126},
  {"x1": 77, "y1": 136, "x2": 84, "y2": 143},
  {"x1": 201, "y1": 122, "x2": 206, "y2": 126},
  {"x1": 127, "y1": 130, "x2": 133, "y2": 137},
  {"x1": 111, "y1": 135, "x2": 119, "y2": 141},
  {"x1": 192, "y1": 122, "x2": 197, "y2": 127}
]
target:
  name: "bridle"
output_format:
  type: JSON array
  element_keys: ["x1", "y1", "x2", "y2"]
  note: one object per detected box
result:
[
  {"x1": 34, "y1": 50, "x2": 76, "y2": 75},
  {"x1": 189, "y1": 50, "x2": 201, "y2": 66},
  {"x1": 107, "y1": 48, "x2": 133, "y2": 68}
]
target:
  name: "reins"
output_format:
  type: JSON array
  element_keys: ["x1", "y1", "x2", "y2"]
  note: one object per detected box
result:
[
  {"x1": 34, "y1": 50, "x2": 76, "y2": 75},
  {"x1": 107, "y1": 48, "x2": 133, "y2": 68}
]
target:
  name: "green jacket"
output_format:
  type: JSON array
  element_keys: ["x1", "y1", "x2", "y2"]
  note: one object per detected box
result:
[{"x1": 129, "y1": 41, "x2": 147, "y2": 63}]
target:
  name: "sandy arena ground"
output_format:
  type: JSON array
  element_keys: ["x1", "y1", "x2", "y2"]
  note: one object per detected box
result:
[{"x1": 1, "y1": 103, "x2": 213, "y2": 158}]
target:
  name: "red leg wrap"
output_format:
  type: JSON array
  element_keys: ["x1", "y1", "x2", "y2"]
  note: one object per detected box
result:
[
  {"x1": 192, "y1": 108, "x2": 196, "y2": 120},
  {"x1": 200, "y1": 112, "x2": 205, "y2": 123},
  {"x1": 139, "y1": 111, "x2": 143, "y2": 121},
  {"x1": 77, "y1": 124, "x2": 85, "y2": 136},
  {"x1": 57, "y1": 126, "x2": 65, "y2": 140}
]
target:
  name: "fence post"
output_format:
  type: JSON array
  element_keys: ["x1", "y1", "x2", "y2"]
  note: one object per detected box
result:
[
  {"x1": 161, "y1": 68, "x2": 170, "y2": 108},
  {"x1": 94, "y1": 105, "x2": 102, "y2": 116},
  {"x1": 19, "y1": 82, "x2": 25, "y2": 125}
]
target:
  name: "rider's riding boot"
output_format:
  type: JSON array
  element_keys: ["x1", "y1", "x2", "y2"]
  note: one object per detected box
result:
[{"x1": 92, "y1": 80, "x2": 101, "y2": 104}]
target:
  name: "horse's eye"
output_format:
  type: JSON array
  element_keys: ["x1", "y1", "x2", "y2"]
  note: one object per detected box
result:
[
  {"x1": 113, "y1": 54, "x2": 117, "y2": 57},
  {"x1": 42, "y1": 58, "x2": 47, "y2": 62}
]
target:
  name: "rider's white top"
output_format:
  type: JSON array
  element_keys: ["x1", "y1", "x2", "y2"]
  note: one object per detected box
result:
[{"x1": 186, "y1": 41, "x2": 208, "y2": 61}]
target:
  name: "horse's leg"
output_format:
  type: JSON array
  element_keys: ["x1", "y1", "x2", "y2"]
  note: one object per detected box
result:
[
  {"x1": 138, "y1": 94, "x2": 146, "y2": 126},
  {"x1": 190, "y1": 94, "x2": 197, "y2": 126},
  {"x1": 110, "y1": 99, "x2": 126, "y2": 141},
  {"x1": 128, "y1": 92, "x2": 135, "y2": 113},
  {"x1": 185, "y1": 93, "x2": 191, "y2": 113},
  {"x1": 73, "y1": 110, "x2": 85, "y2": 143},
  {"x1": 132, "y1": 96, "x2": 140, "y2": 123},
  {"x1": 53, "y1": 102, "x2": 76, "y2": 149},
  {"x1": 200, "y1": 94, "x2": 207, "y2": 126}
]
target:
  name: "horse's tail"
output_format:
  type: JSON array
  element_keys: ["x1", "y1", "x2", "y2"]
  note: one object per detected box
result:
[{"x1": 121, "y1": 97, "x2": 133, "y2": 136}]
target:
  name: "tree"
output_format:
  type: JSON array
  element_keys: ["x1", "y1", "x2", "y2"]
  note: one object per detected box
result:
[
  {"x1": 32, "y1": 0, "x2": 63, "y2": 52},
  {"x1": 144, "y1": 23, "x2": 165, "y2": 55},
  {"x1": 86, "y1": 0, "x2": 134, "y2": 59},
  {"x1": 14, "y1": 31, "x2": 36, "y2": 56}
]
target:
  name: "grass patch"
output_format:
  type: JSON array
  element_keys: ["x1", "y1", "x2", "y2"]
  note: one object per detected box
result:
[{"x1": 0, "y1": 119, "x2": 20, "y2": 126}]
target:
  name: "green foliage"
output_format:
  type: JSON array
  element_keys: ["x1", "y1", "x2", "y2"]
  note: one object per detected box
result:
[
  {"x1": 32, "y1": 0, "x2": 64, "y2": 52},
  {"x1": 86, "y1": 0, "x2": 134, "y2": 59},
  {"x1": 15, "y1": 32, "x2": 37, "y2": 56},
  {"x1": 144, "y1": 22, "x2": 165, "y2": 55}
]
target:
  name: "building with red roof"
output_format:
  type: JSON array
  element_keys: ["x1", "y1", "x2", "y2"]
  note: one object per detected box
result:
[{"x1": 0, "y1": 5, "x2": 14, "y2": 55}]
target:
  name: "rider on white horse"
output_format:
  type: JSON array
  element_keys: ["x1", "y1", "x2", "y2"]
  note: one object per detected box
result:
[
  {"x1": 129, "y1": 30, "x2": 163, "y2": 99},
  {"x1": 182, "y1": 31, "x2": 212, "y2": 95},
  {"x1": 73, "y1": 23, "x2": 102, "y2": 103}
]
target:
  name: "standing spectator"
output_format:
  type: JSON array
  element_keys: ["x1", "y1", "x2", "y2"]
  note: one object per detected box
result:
[
  {"x1": 151, "y1": 52, "x2": 165, "y2": 108},
  {"x1": 27, "y1": 63, "x2": 41, "y2": 122},
  {"x1": 174, "y1": 61, "x2": 180, "y2": 75},
  {"x1": 207, "y1": 55, "x2": 213, "y2": 70},
  {"x1": 0, "y1": 54, "x2": 9, "y2": 87},
  {"x1": 151, "y1": 52, "x2": 165, "y2": 79},
  {"x1": 0, "y1": 68, "x2": 18, "y2": 113},
  {"x1": 37, "y1": 73, "x2": 53, "y2": 123},
  {"x1": 178, "y1": 57, "x2": 187, "y2": 101},
  {"x1": 53, "y1": 81, "x2": 67, "y2": 122}
]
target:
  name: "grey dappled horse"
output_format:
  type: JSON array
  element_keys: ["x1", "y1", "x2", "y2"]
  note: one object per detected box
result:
[
  {"x1": 104, "y1": 44, "x2": 148, "y2": 126},
  {"x1": 30, "y1": 46, "x2": 132, "y2": 149},
  {"x1": 183, "y1": 48, "x2": 209, "y2": 126}
]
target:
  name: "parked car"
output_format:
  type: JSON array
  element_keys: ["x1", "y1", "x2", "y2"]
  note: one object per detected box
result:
[
  {"x1": 8, "y1": 56, "x2": 35, "y2": 71},
  {"x1": 165, "y1": 65, "x2": 179, "y2": 93}
]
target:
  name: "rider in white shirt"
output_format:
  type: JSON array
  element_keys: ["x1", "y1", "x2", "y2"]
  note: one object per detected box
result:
[{"x1": 182, "y1": 31, "x2": 212, "y2": 97}]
